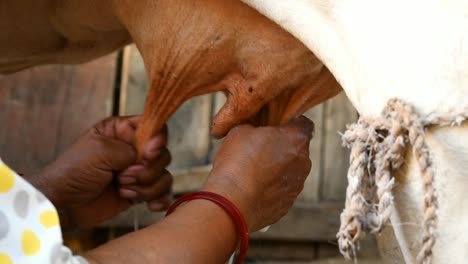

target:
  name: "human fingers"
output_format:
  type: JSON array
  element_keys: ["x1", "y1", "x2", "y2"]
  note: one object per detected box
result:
[
  {"x1": 278, "y1": 116, "x2": 315, "y2": 162},
  {"x1": 84, "y1": 133, "x2": 137, "y2": 172},
  {"x1": 142, "y1": 125, "x2": 168, "y2": 161},
  {"x1": 92, "y1": 116, "x2": 169, "y2": 157},
  {"x1": 118, "y1": 148, "x2": 171, "y2": 185},
  {"x1": 119, "y1": 170, "x2": 173, "y2": 202},
  {"x1": 280, "y1": 116, "x2": 315, "y2": 141},
  {"x1": 92, "y1": 116, "x2": 140, "y2": 145}
]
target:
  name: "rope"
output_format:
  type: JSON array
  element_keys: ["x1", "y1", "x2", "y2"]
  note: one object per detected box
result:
[{"x1": 337, "y1": 98, "x2": 468, "y2": 264}]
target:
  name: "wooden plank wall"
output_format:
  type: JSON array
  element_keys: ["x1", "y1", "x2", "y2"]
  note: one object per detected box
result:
[
  {"x1": 0, "y1": 45, "x2": 380, "y2": 262},
  {"x1": 0, "y1": 54, "x2": 117, "y2": 174},
  {"x1": 0, "y1": 54, "x2": 118, "y2": 252}
]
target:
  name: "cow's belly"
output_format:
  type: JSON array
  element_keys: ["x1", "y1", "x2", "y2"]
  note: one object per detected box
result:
[{"x1": 388, "y1": 123, "x2": 468, "y2": 263}]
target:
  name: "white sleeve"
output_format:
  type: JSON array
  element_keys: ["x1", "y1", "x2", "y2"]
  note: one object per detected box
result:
[{"x1": 0, "y1": 159, "x2": 89, "y2": 264}]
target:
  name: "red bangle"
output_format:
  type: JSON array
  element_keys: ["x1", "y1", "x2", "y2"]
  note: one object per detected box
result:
[{"x1": 166, "y1": 191, "x2": 249, "y2": 264}]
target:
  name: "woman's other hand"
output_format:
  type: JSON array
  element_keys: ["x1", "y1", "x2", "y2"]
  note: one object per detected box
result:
[{"x1": 204, "y1": 116, "x2": 314, "y2": 231}]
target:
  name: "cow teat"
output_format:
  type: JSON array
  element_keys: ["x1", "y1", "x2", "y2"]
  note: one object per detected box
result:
[{"x1": 129, "y1": 0, "x2": 341, "y2": 158}]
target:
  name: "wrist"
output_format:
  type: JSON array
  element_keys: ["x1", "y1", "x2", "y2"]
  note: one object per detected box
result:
[
  {"x1": 86, "y1": 198, "x2": 240, "y2": 263},
  {"x1": 27, "y1": 170, "x2": 72, "y2": 228},
  {"x1": 201, "y1": 184, "x2": 256, "y2": 232},
  {"x1": 166, "y1": 191, "x2": 250, "y2": 263},
  {"x1": 27, "y1": 172, "x2": 57, "y2": 205},
  {"x1": 166, "y1": 199, "x2": 239, "y2": 260}
]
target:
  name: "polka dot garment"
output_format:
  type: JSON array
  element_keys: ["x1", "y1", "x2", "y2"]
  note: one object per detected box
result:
[{"x1": 0, "y1": 159, "x2": 88, "y2": 264}]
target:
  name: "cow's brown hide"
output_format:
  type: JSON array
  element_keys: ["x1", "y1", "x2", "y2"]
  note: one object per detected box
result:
[
  {"x1": 0, "y1": 0, "x2": 341, "y2": 159},
  {"x1": 113, "y1": 0, "x2": 341, "y2": 158}
]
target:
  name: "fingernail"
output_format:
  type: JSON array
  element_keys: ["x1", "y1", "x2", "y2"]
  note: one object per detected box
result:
[
  {"x1": 119, "y1": 176, "x2": 137, "y2": 185},
  {"x1": 120, "y1": 189, "x2": 138, "y2": 199}
]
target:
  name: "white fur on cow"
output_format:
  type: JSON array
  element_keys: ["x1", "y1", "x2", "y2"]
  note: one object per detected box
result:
[{"x1": 241, "y1": 1, "x2": 468, "y2": 263}]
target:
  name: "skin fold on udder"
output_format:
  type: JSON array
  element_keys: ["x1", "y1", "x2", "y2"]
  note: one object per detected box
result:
[{"x1": 126, "y1": 0, "x2": 342, "y2": 157}]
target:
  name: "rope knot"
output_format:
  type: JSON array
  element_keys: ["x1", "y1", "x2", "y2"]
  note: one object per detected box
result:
[{"x1": 337, "y1": 98, "x2": 468, "y2": 263}]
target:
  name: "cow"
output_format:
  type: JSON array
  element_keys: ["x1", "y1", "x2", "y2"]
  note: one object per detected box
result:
[
  {"x1": 2, "y1": 0, "x2": 466, "y2": 263},
  {"x1": 0, "y1": 0, "x2": 341, "y2": 156},
  {"x1": 240, "y1": 0, "x2": 468, "y2": 263}
]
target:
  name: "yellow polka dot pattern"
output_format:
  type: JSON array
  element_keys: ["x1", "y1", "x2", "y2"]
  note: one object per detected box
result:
[
  {"x1": 0, "y1": 165, "x2": 15, "y2": 193},
  {"x1": 0, "y1": 253, "x2": 12, "y2": 264},
  {"x1": 40, "y1": 211, "x2": 59, "y2": 228},
  {"x1": 21, "y1": 230, "x2": 41, "y2": 256},
  {"x1": 0, "y1": 160, "x2": 81, "y2": 263}
]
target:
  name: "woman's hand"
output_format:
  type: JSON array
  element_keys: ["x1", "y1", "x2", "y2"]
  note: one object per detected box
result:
[
  {"x1": 204, "y1": 116, "x2": 314, "y2": 231},
  {"x1": 85, "y1": 116, "x2": 315, "y2": 264},
  {"x1": 28, "y1": 116, "x2": 173, "y2": 229}
]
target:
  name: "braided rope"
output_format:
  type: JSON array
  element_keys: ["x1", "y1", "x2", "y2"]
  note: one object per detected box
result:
[{"x1": 337, "y1": 98, "x2": 468, "y2": 263}]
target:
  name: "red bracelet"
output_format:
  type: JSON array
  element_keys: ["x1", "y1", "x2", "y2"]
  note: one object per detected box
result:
[{"x1": 166, "y1": 191, "x2": 249, "y2": 264}]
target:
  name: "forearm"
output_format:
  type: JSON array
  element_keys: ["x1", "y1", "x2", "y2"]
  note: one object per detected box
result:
[{"x1": 85, "y1": 200, "x2": 238, "y2": 264}]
